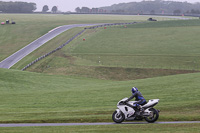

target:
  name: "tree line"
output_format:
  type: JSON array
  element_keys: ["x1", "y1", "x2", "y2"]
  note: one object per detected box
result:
[
  {"x1": 101, "y1": 0, "x2": 200, "y2": 15},
  {"x1": 75, "y1": 7, "x2": 106, "y2": 13},
  {"x1": 0, "y1": 1, "x2": 36, "y2": 13},
  {"x1": 75, "y1": 0, "x2": 200, "y2": 15},
  {"x1": 0, "y1": 1, "x2": 58, "y2": 13},
  {"x1": 42, "y1": 5, "x2": 58, "y2": 13}
]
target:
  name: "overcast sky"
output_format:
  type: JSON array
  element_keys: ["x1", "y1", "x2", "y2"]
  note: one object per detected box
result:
[{"x1": 2, "y1": 0, "x2": 200, "y2": 12}]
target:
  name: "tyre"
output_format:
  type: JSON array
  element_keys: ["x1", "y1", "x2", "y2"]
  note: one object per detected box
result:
[
  {"x1": 144, "y1": 108, "x2": 159, "y2": 123},
  {"x1": 112, "y1": 110, "x2": 125, "y2": 123}
]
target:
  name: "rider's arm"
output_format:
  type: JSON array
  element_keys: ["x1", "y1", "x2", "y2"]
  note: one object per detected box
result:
[{"x1": 127, "y1": 92, "x2": 136, "y2": 101}]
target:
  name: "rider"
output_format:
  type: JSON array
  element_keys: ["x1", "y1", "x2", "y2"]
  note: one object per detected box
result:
[{"x1": 125, "y1": 87, "x2": 147, "y2": 112}]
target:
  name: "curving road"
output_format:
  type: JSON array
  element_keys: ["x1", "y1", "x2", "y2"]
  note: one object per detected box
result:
[
  {"x1": 0, "y1": 121, "x2": 200, "y2": 127},
  {"x1": 0, "y1": 23, "x2": 103, "y2": 69}
]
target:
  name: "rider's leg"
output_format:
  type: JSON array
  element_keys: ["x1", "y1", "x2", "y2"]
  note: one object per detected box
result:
[{"x1": 137, "y1": 99, "x2": 147, "y2": 112}]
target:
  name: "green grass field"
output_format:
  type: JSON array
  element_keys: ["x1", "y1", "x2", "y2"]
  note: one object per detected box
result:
[
  {"x1": 0, "y1": 14, "x2": 200, "y2": 132},
  {"x1": 0, "y1": 68, "x2": 200, "y2": 123},
  {"x1": 0, "y1": 14, "x2": 166, "y2": 61},
  {"x1": 14, "y1": 19, "x2": 200, "y2": 81},
  {"x1": 63, "y1": 19, "x2": 200, "y2": 71},
  {"x1": 1, "y1": 123, "x2": 200, "y2": 133}
]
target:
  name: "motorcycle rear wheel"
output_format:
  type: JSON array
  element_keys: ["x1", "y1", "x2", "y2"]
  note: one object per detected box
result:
[
  {"x1": 112, "y1": 110, "x2": 125, "y2": 123},
  {"x1": 144, "y1": 108, "x2": 159, "y2": 123}
]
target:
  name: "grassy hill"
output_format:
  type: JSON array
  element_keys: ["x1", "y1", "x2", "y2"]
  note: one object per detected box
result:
[
  {"x1": 0, "y1": 68, "x2": 200, "y2": 123},
  {"x1": 14, "y1": 19, "x2": 200, "y2": 80},
  {"x1": 1, "y1": 14, "x2": 200, "y2": 125},
  {"x1": 1, "y1": 123, "x2": 199, "y2": 133},
  {"x1": 0, "y1": 14, "x2": 148, "y2": 61}
]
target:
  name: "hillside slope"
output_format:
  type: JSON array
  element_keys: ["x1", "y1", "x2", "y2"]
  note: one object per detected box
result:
[
  {"x1": 100, "y1": 1, "x2": 200, "y2": 14},
  {"x1": 18, "y1": 19, "x2": 200, "y2": 80},
  {"x1": 0, "y1": 68, "x2": 200, "y2": 122}
]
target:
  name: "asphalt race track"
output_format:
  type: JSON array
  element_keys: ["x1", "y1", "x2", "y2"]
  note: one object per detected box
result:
[
  {"x1": 0, "y1": 121, "x2": 200, "y2": 127},
  {"x1": 0, "y1": 23, "x2": 103, "y2": 69}
]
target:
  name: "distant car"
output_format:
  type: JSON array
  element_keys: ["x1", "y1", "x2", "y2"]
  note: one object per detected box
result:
[{"x1": 148, "y1": 18, "x2": 157, "y2": 21}]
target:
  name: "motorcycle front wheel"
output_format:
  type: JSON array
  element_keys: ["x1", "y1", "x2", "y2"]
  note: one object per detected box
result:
[
  {"x1": 144, "y1": 108, "x2": 159, "y2": 123},
  {"x1": 112, "y1": 110, "x2": 125, "y2": 123}
]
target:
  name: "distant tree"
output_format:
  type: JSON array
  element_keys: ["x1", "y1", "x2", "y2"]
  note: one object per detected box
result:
[
  {"x1": 0, "y1": 4, "x2": 3, "y2": 12},
  {"x1": 173, "y1": 9, "x2": 181, "y2": 15},
  {"x1": 191, "y1": 9, "x2": 195, "y2": 14},
  {"x1": 186, "y1": 10, "x2": 190, "y2": 14},
  {"x1": 150, "y1": 10, "x2": 155, "y2": 14},
  {"x1": 51, "y1": 6, "x2": 58, "y2": 13},
  {"x1": 115, "y1": 9, "x2": 125, "y2": 13},
  {"x1": 91, "y1": 8, "x2": 99, "y2": 13},
  {"x1": 191, "y1": 9, "x2": 200, "y2": 14},
  {"x1": 42, "y1": 5, "x2": 49, "y2": 12},
  {"x1": 0, "y1": 1, "x2": 36, "y2": 13},
  {"x1": 81, "y1": 7, "x2": 90, "y2": 13},
  {"x1": 99, "y1": 0, "x2": 200, "y2": 15},
  {"x1": 98, "y1": 9, "x2": 104, "y2": 13},
  {"x1": 75, "y1": 7, "x2": 81, "y2": 13}
]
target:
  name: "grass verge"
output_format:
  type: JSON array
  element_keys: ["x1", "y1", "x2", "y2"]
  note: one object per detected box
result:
[
  {"x1": 0, "y1": 123, "x2": 200, "y2": 133},
  {"x1": 0, "y1": 68, "x2": 200, "y2": 123}
]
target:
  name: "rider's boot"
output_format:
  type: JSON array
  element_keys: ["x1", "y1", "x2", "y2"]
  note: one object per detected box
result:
[{"x1": 138, "y1": 105, "x2": 144, "y2": 113}]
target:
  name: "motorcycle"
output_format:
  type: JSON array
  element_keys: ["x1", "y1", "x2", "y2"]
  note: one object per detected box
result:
[{"x1": 112, "y1": 98, "x2": 160, "y2": 123}]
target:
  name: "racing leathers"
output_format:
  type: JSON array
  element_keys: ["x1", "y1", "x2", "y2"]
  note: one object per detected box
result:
[{"x1": 126, "y1": 90, "x2": 147, "y2": 109}]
